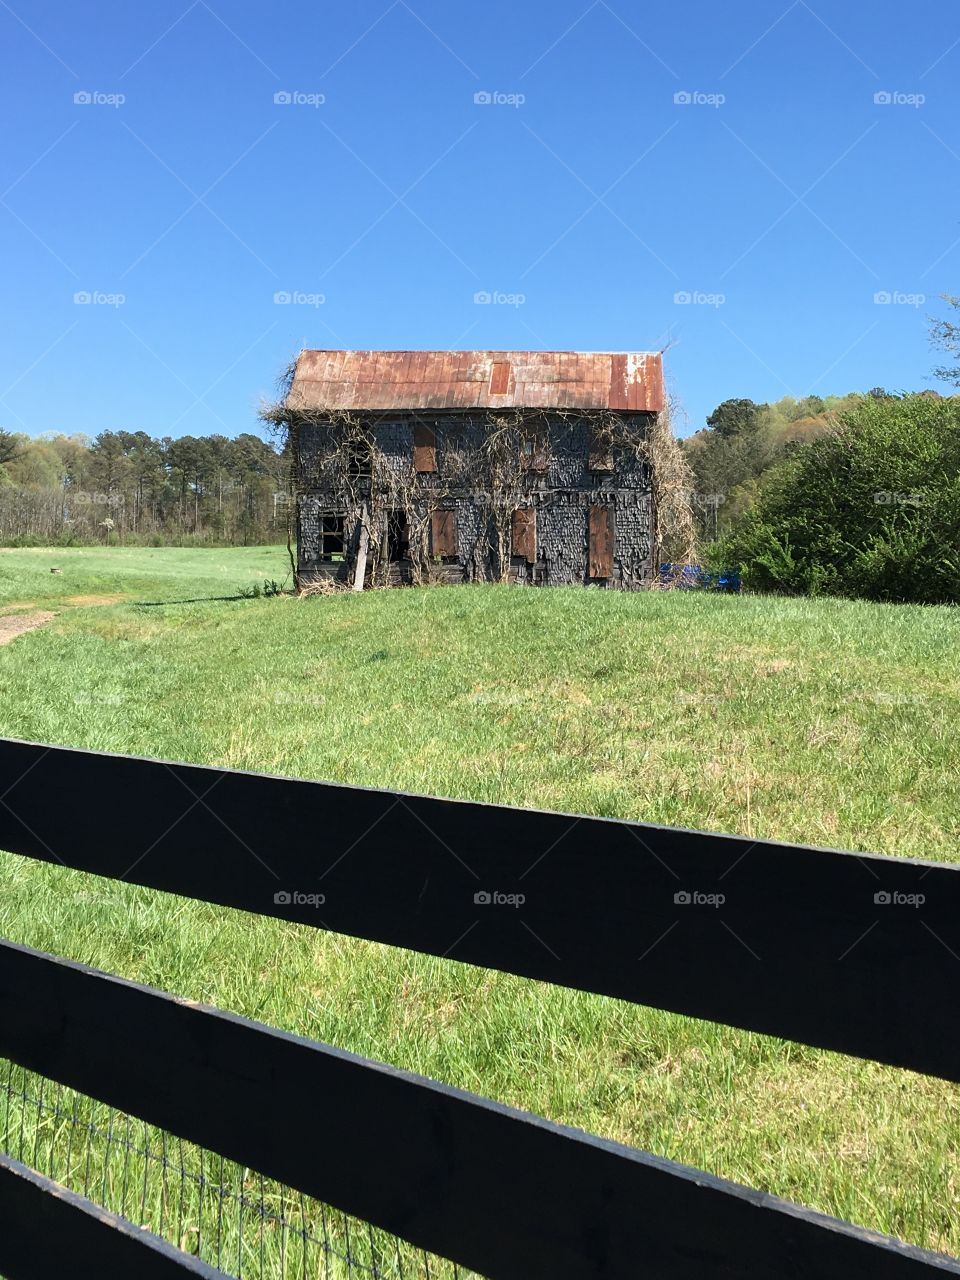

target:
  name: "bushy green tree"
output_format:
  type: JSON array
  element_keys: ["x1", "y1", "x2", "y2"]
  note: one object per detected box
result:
[
  {"x1": 0, "y1": 429, "x2": 24, "y2": 478},
  {"x1": 705, "y1": 398, "x2": 760, "y2": 438},
  {"x1": 715, "y1": 394, "x2": 960, "y2": 603}
]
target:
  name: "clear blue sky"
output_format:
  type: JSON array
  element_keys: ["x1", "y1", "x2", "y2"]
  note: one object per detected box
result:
[{"x1": 1, "y1": 0, "x2": 957, "y2": 441}]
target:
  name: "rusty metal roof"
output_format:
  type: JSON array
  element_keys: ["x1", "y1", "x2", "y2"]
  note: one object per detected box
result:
[{"x1": 287, "y1": 350, "x2": 664, "y2": 413}]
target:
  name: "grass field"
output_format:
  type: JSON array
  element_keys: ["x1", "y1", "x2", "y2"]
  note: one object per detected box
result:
[{"x1": 1, "y1": 545, "x2": 959, "y2": 1268}]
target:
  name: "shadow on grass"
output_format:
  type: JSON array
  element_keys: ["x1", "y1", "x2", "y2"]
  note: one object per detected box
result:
[{"x1": 134, "y1": 594, "x2": 254, "y2": 607}]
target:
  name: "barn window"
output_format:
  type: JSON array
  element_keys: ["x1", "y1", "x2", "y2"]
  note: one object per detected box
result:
[
  {"x1": 431, "y1": 509, "x2": 457, "y2": 560},
  {"x1": 387, "y1": 509, "x2": 409, "y2": 561},
  {"x1": 521, "y1": 428, "x2": 549, "y2": 472},
  {"x1": 347, "y1": 441, "x2": 371, "y2": 479},
  {"x1": 319, "y1": 513, "x2": 345, "y2": 560},
  {"x1": 490, "y1": 361, "x2": 510, "y2": 395},
  {"x1": 511, "y1": 507, "x2": 535, "y2": 563},
  {"x1": 588, "y1": 506, "x2": 614, "y2": 578},
  {"x1": 589, "y1": 427, "x2": 614, "y2": 472},
  {"x1": 413, "y1": 422, "x2": 437, "y2": 473}
]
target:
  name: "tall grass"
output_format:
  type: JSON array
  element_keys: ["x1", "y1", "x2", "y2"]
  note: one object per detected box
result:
[{"x1": 0, "y1": 547, "x2": 958, "y2": 1263}]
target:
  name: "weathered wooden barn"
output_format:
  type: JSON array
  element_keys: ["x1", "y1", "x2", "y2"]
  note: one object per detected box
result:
[{"x1": 284, "y1": 349, "x2": 665, "y2": 590}]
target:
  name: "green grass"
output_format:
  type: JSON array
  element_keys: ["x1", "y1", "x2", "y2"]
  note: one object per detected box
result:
[
  {"x1": 0, "y1": 544, "x2": 292, "y2": 610},
  {"x1": 1, "y1": 545, "x2": 959, "y2": 1267}
]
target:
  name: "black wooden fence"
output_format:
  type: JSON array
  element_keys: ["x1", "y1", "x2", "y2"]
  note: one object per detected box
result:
[{"x1": 0, "y1": 735, "x2": 958, "y2": 1278}]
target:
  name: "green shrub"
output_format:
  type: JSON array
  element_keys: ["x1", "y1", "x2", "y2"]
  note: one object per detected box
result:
[{"x1": 717, "y1": 395, "x2": 960, "y2": 603}]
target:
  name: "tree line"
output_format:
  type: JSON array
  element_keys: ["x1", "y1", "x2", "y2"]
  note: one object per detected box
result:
[
  {"x1": 682, "y1": 296, "x2": 960, "y2": 604},
  {"x1": 0, "y1": 429, "x2": 292, "y2": 546}
]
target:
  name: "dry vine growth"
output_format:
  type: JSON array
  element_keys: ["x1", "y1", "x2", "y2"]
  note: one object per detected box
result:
[{"x1": 650, "y1": 395, "x2": 698, "y2": 565}]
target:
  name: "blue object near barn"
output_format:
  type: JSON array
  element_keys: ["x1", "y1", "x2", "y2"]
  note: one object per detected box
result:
[{"x1": 659, "y1": 563, "x2": 741, "y2": 593}]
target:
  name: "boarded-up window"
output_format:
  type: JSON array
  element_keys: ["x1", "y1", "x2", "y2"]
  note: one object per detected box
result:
[
  {"x1": 522, "y1": 428, "x2": 549, "y2": 472},
  {"x1": 431, "y1": 509, "x2": 457, "y2": 559},
  {"x1": 490, "y1": 361, "x2": 510, "y2": 395},
  {"x1": 588, "y1": 506, "x2": 614, "y2": 578},
  {"x1": 511, "y1": 507, "x2": 536, "y2": 563},
  {"x1": 413, "y1": 423, "x2": 437, "y2": 473},
  {"x1": 589, "y1": 428, "x2": 614, "y2": 472}
]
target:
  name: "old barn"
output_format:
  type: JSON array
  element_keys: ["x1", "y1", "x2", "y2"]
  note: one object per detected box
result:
[{"x1": 282, "y1": 349, "x2": 665, "y2": 590}]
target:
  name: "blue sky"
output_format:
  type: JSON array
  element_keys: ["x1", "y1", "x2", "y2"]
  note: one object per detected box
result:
[{"x1": 1, "y1": 0, "x2": 957, "y2": 441}]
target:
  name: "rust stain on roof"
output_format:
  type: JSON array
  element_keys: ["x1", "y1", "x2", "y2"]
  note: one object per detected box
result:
[{"x1": 287, "y1": 350, "x2": 665, "y2": 413}]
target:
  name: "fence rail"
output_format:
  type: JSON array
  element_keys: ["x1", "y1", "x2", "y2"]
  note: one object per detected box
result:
[
  {"x1": 0, "y1": 736, "x2": 959, "y2": 1277},
  {"x1": 0, "y1": 1151, "x2": 226, "y2": 1280}
]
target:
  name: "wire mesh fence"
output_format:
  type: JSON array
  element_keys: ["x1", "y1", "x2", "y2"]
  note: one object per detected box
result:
[{"x1": 0, "y1": 1058, "x2": 483, "y2": 1280}]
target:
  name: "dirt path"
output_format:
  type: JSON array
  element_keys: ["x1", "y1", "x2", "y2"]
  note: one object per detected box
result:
[
  {"x1": 63, "y1": 594, "x2": 125, "y2": 607},
  {"x1": 0, "y1": 611, "x2": 57, "y2": 646}
]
